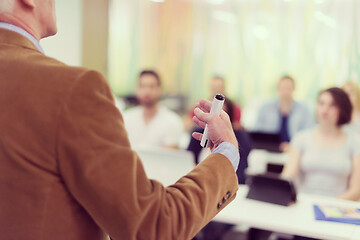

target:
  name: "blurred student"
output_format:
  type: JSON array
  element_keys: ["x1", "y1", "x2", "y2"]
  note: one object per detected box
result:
[
  {"x1": 342, "y1": 81, "x2": 360, "y2": 133},
  {"x1": 209, "y1": 76, "x2": 242, "y2": 128},
  {"x1": 123, "y1": 70, "x2": 185, "y2": 149},
  {"x1": 282, "y1": 88, "x2": 360, "y2": 201},
  {"x1": 254, "y1": 76, "x2": 313, "y2": 152},
  {"x1": 187, "y1": 98, "x2": 251, "y2": 184},
  {"x1": 185, "y1": 76, "x2": 242, "y2": 131}
]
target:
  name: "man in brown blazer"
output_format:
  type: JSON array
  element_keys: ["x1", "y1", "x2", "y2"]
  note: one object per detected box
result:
[{"x1": 0, "y1": 1, "x2": 240, "y2": 239}]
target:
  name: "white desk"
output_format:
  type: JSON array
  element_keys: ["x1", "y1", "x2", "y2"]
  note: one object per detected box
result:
[
  {"x1": 215, "y1": 186, "x2": 360, "y2": 240},
  {"x1": 139, "y1": 149, "x2": 360, "y2": 240},
  {"x1": 136, "y1": 147, "x2": 195, "y2": 187},
  {"x1": 350, "y1": 227, "x2": 360, "y2": 240},
  {"x1": 247, "y1": 150, "x2": 287, "y2": 174}
]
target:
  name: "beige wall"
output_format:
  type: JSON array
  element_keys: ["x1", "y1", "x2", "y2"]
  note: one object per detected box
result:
[
  {"x1": 82, "y1": 0, "x2": 109, "y2": 77},
  {"x1": 41, "y1": 0, "x2": 110, "y2": 78},
  {"x1": 41, "y1": 0, "x2": 83, "y2": 66}
]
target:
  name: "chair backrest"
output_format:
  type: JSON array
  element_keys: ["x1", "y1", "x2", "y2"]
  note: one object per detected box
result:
[{"x1": 136, "y1": 147, "x2": 195, "y2": 186}]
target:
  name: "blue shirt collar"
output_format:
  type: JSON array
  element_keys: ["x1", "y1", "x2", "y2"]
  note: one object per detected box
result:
[{"x1": 0, "y1": 22, "x2": 44, "y2": 54}]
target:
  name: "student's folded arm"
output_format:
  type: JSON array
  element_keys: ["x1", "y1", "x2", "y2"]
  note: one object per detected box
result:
[
  {"x1": 56, "y1": 70, "x2": 238, "y2": 240},
  {"x1": 282, "y1": 131, "x2": 305, "y2": 179},
  {"x1": 281, "y1": 146, "x2": 301, "y2": 179},
  {"x1": 338, "y1": 154, "x2": 360, "y2": 201}
]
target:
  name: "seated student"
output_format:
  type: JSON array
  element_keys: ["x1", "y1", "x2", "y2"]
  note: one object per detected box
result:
[
  {"x1": 254, "y1": 76, "x2": 313, "y2": 152},
  {"x1": 187, "y1": 98, "x2": 251, "y2": 184},
  {"x1": 282, "y1": 88, "x2": 360, "y2": 201},
  {"x1": 342, "y1": 81, "x2": 360, "y2": 133},
  {"x1": 123, "y1": 70, "x2": 185, "y2": 149},
  {"x1": 185, "y1": 75, "x2": 242, "y2": 131}
]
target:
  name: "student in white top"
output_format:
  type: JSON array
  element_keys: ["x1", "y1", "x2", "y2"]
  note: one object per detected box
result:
[
  {"x1": 282, "y1": 87, "x2": 360, "y2": 201},
  {"x1": 342, "y1": 81, "x2": 360, "y2": 134},
  {"x1": 123, "y1": 70, "x2": 185, "y2": 149}
]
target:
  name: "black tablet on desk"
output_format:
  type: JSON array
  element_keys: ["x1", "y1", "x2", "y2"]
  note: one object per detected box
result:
[
  {"x1": 246, "y1": 173, "x2": 297, "y2": 206},
  {"x1": 247, "y1": 132, "x2": 282, "y2": 153}
]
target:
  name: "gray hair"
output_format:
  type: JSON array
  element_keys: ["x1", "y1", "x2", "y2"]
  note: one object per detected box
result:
[{"x1": 0, "y1": 0, "x2": 15, "y2": 14}]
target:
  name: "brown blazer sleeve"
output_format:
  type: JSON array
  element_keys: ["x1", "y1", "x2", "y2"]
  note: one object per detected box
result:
[{"x1": 56, "y1": 70, "x2": 239, "y2": 240}]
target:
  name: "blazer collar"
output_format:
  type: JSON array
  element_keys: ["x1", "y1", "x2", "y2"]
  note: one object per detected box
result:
[{"x1": 0, "y1": 28, "x2": 42, "y2": 53}]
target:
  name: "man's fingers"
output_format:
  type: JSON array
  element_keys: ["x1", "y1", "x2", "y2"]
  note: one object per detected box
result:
[
  {"x1": 219, "y1": 110, "x2": 234, "y2": 128},
  {"x1": 198, "y1": 99, "x2": 212, "y2": 113},
  {"x1": 194, "y1": 107, "x2": 212, "y2": 123},
  {"x1": 193, "y1": 99, "x2": 214, "y2": 115},
  {"x1": 220, "y1": 110, "x2": 231, "y2": 122},
  {"x1": 192, "y1": 132, "x2": 203, "y2": 141},
  {"x1": 193, "y1": 116, "x2": 206, "y2": 129},
  {"x1": 194, "y1": 103, "x2": 209, "y2": 114}
]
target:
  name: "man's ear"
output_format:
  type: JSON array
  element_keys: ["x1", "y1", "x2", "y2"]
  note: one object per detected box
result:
[{"x1": 21, "y1": 0, "x2": 35, "y2": 8}]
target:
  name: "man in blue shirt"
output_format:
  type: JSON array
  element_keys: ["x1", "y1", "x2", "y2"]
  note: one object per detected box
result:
[{"x1": 254, "y1": 76, "x2": 314, "y2": 151}]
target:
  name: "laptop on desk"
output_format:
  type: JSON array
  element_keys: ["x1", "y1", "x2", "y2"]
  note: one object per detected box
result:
[
  {"x1": 247, "y1": 131, "x2": 282, "y2": 153},
  {"x1": 246, "y1": 173, "x2": 297, "y2": 206},
  {"x1": 245, "y1": 173, "x2": 297, "y2": 206}
]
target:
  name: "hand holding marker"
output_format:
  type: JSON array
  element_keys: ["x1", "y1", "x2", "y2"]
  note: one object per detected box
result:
[{"x1": 200, "y1": 94, "x2": 225, "y2": 148}]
